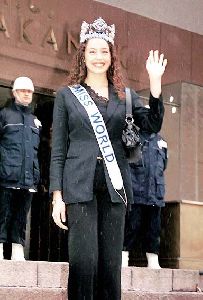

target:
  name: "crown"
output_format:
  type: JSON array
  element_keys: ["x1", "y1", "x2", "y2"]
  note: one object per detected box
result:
[{"x1": 80, "y1": 17, "x2": 115, "y2": 45}]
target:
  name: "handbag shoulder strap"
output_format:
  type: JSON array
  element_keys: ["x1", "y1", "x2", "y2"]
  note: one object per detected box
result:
[
  {"x1": 125, "y1": 87, "x2": 132, "y2": 116},
  {"x1": 69, "y1": 84, "x2": 127, "y2": 205}
]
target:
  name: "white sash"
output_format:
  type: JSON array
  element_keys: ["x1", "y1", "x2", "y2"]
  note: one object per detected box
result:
[{"x1": 69, "y1": 85, "x2": 127, "y2": 205}]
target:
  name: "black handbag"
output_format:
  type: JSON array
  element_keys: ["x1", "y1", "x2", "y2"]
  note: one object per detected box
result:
[{"x1": 122, "y1": 87, "x2": 142, "y2": 163}]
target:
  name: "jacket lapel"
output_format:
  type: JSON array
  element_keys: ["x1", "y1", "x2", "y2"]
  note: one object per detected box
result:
[
  {"x1": 106, "y1": 85, "x2": 120, "y2": 124},
  {"x1": 70, "y1": 85, "x2": 121, "y2": 128},
  {"x1": 70, "y1": 88, "x2": 93, "y2": 133}
]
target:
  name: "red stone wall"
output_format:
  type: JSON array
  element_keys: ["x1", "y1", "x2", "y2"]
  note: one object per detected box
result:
[{"x1": 0, "y1": 0, "x2": 203, "y2": 92}]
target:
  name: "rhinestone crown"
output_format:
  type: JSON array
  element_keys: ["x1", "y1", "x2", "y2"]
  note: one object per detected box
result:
[{"x1": 80, "y1": 17, "x2": 115, "y2": 45}]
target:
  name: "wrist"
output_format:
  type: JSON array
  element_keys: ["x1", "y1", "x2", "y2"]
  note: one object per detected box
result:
[
  {"x1": 149, "y1": 79, "x2": 161, "y2": 98},
  {"x1": 52, "y1": 190, "x2": 62, "y2": 200},
  {"x1": 52, "y1": 197, "x2": 63, "y2": 206}
]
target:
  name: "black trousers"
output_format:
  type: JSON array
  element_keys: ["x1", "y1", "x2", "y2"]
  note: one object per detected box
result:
[
  {"x1": 0, "y1": 187, "x2": 32, "y2": 246},
  {"x1": 123, "y1": 203, "x2": 161, "y2": 254},
  {"x1": 67, "y1": 161, "x2": 126, "y2": 300}
]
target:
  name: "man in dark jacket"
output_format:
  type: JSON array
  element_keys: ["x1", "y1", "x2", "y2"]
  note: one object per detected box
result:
[
  {"x1": 0, "y1": 76, "x2": 41, "y2": 261},
  {"x1": 123, "y1": 130, "x2": 168, "y2": 268}
]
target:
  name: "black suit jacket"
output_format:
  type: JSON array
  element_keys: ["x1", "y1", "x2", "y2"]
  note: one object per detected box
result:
[{"x1": 49, "y1": 85, "x2": 164, "y2": 204}]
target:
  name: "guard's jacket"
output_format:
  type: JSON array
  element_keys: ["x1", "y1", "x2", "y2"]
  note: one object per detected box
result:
[
  {"x1": 0, "y1": 101, "x2": 40, "y2": 189},
  {"x1": 130, "y1": 131, "x2": 168, "y2": 207}
]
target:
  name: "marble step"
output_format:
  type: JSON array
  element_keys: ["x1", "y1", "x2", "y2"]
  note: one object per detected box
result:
[
  {"x1": 0, "y1": 287, "x2": 203, "y2": 300},
  {"x1": 0, "y1": 260, "x2": 203, "y2": 299}
]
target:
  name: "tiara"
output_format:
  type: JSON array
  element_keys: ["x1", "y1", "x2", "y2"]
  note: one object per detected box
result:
[{"x1": 80, "y1": 17, "x2": 115, "y2": 45}]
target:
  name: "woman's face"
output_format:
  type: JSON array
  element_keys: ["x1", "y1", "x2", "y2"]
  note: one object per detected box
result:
[{"x1": 84, "y1": 38, "x2": 111, "y2": 76}]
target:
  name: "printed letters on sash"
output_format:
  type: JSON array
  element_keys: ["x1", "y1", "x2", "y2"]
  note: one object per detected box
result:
[{"x1": 69, "y1": 85, "x2": 127, "y2": 205}]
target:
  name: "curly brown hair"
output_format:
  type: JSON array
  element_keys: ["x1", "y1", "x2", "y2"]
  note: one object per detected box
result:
[{"x1": 67, "y1": 41, "x2": 125, "y2": 100}]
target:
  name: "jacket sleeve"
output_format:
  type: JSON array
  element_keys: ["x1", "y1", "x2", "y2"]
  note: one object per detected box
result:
[
  {"x1": 49, "y1": 88, "x2": 69, "y2": 193},
  {"x1": 131, "y1": 89, "x2": 164, "y2": 133}
]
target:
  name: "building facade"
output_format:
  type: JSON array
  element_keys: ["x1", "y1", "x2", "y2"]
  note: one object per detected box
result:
[{"x1": 0, "y1": 0, "x2": 203, "y2": 268}]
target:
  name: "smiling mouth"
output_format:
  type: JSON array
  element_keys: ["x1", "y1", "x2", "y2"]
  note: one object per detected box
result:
[{"x1": 93, "y1": 63, "x2": 105, "y2": 67}]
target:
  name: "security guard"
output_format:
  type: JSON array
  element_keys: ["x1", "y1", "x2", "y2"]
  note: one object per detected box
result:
[
  {"x1": 0, "y1": 77, "x2": 41, "y2": 260},
  {"x1": 123, "y1": 130, "x2": 168, "y2": 268}
]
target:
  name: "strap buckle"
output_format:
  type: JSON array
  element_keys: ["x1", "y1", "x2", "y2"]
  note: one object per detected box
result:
[{"x1": 97, "y1": 156, "x2": 103, "y2": 160}]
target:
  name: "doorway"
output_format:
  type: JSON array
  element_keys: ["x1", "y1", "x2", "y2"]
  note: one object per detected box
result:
[{"x1": 0, "y1": 84, "x2": 68, "y2": 262}]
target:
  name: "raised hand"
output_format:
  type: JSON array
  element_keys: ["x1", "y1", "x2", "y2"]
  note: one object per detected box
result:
[
  {"x1": 146, "y1": 50, "x2": 167, "y2": 80},
  {"x1": 146, "y1": 50, "x2": 167, "y2": 98}
]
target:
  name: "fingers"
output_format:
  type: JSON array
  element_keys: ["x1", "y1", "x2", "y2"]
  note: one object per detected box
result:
[
  {"x1": 61, "y1": 208, "x2": 66, "y2": 224},
  {"x1": 59, "y1": 222, "x2": 68, "y2": 230},
  {"x1": 53, "y1": 212, "x2": 68, "y2": 230},
  {"x1": 159, "y1": 53, "x2": 164, "y2": 65},
  {"x1": 163, "y1": 58, "x2": 167, "y2": 68},
  {"x1": 154, "y1": 50, "x2": 159, "y2": 63},
  {"x1": 147, "y1": 50, "x2": 167, "y2": 66},
  {"x1": 147, "y1": 50, "x2": 154, "y2": 64},
  {"x1": 52, "y1": 202, "x2": 68, "y2": 230}
]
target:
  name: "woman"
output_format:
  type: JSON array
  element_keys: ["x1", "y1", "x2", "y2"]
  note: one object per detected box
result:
[{"x1": 50, "y1": 17, "x2": 167, "y2": 300}]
